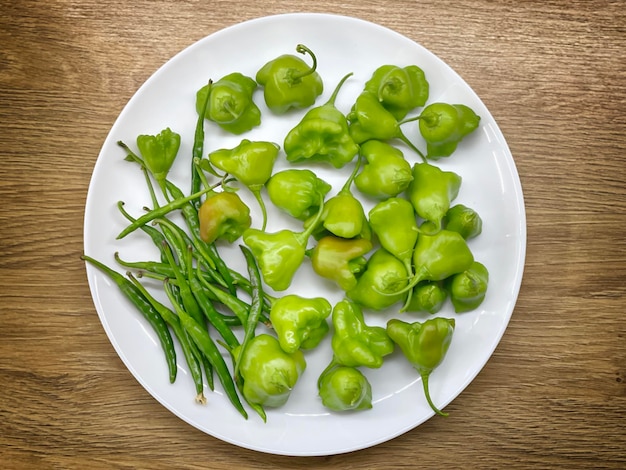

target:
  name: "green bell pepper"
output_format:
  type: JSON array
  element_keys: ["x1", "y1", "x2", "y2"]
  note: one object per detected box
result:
[
  {"x1": 387, "y1": 317, "x2": 455, "y2": 416},
  {"x1": 269, "y1": 294, "x2": 332, "y2": 353},
  {"x1": 330, "y1": 299, "x2": 394, "y2": 368},
  {"x1": 407, "y1": 162, "x2": 462, "y2": 234},
  {"x1": 307, "y1": 235, "x2": 373, "y2": 291},
  {"x1": 195, "y1": 72, "x2": 261, "y2": 135},
  {"x1": 266, "y1": 168, "x2": 331, "y2": 220},
  {"x1": 136, "y1": 127, "x2": 181, "y2": 195},
  {"x1": 418, "y1": 102, "x2": 481, "y2": 158},
  {"x1": 234, "y1": 333, "x2": 306, "y2": 408},
  {"x1": 198, "y1": 191, "x2": 252, "y2": 244},
  {"x1": 318, "y1": 364, "x2": 373, "y2": 412},
  {"x1": 209, "y1": 139, "x2": 278, "y2": 231},
  {"x1": 445, "y1": 261, "x2": 489, "y2": 313},
  {"x1": 346, "y1": 248, "x2": 408, "y2": 311},
  {"x1": 354, "y1": 140, "x2": 413, "y2": 199},
  {"x1": 256, "y1": 44, "x2": 324, "y2": 114},
  {"x1": 284, "y1": 72, "x2": 359, "y2": 168},
  {"x1": 363, "y1": 64, "x2": 429, "y2": 120}
]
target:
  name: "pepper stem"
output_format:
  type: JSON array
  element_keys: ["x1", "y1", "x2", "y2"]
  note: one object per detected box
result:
[
  {"x1": 397, "y1": 130, "x2": 427, "y2": 163},
  {"x1": 290, "y1": 44, "x2": 318, "y2": 81},
  {"x1": 340, "y1": 153, "x2": 363, "y2": 193},
  {"x1": 421, "y1": 372, "x2": 449, "y2": 417},
  {"x1": 294, "y1": 195, "x2": 325, "y2": 247},
  {"x1": 326, "y1": 72, "x2": 353, "y2": 106},
  {"x1": 251, "y1": 188, "x2": 268, "y2": 232}
]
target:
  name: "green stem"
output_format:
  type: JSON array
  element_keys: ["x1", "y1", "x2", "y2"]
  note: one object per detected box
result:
[
  {"x1": 290, "y1": 44, "x2": 318, "y2": 81},
  {"x1": 251, "y1": 188, "x2": 268, "y2": 232},
  {"x1": 294, "y1": 195, "x2": 325, "y2": 247},
  {"x1": 340, "y1": 153, "x2": 362, "y2": 193},
  {"x1": 421, "y1": 372, "x2": 448, "y2": 417},
  {"x1": 326, "y1": 72, "x2": 353, "y2": 106}
]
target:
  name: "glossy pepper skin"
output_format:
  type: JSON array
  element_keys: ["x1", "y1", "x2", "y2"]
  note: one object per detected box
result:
[
  {"x1": 318, "y1": 364, "x2": 372, "y2": 411},
  {"x1": 234, "y1": 334, "x2": 306, "y2": 408},
  {"x1": 387, "y1": 317, "x2": 455, "y2": 416},
  {"x1": 209, "y1": 139, "x2": 279, "y2": 231},
  {"x1": 364, "y1": 64, "x2": 429, "y2": 120},
  {"x1": 443, "y1": 204, "x2": 483, "y2": 240},
  {"x1": 198, "y1": 191, "x2": 252, "y2": 244},
  {"x1": 354, "y1": 140, "x2": 413, "y2": 199},
  {"x1": 284, "y1": 73, "x2": 359, "y2": 168},
  {"x1": 407, "y1": 162, "x2": 462, "y2": 234},
  {"x1": 308, "y1": 235, "x2": 372, "y2": 291},
  {"x1": 405, "y1": 281, "x2": 447, "y2": 315},
  {"x1": 269, "y1": 294, "x2": 332, "y2": 354},
  {"x1": 331, "y1": 299, "x2": 394, "y2": 368},
  {"x1": 266, "y1": 169, "x2": 331, "y2": 220},
  {"x1": 195, "y1": 73, "x2": 261, "y2": 135},
  {"x1": 256, "y1": 44, "x2": 324, "y2": 114},
  {"x1": 136, "y1": 127, "x2": 181, "y2": 195},
  {"x1": 243, "y1": 198, "x2": 324, "y2": 291},
  {"x1": 348, "y1": 91, "x2": 402, "y2": 144},
  {"x1": 418, "y1": 103, "x2": 481, "y2": 158},
  {"x1": 347, "y1": 248, "x2": 408, "y2": 311},
  {"x1": 446, "y1": 261, "x2": 489, "y2": 313}
]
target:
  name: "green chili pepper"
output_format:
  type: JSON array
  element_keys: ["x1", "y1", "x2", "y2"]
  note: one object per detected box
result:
[
  {"x1": 387, "y1": 317, "x2": 455, "y2": 416},
  {"x1": 208, "y1": 139, "x2": 279, "y2": 231},
  {"x1": 418, "y1": 102, "x2": 481, "y2": 158},
  {"x1": 283, "y1": 72, "x2": 359, "y2": 168},
  {"x1": 197, "y1": 191, "x2": 252, "y2": 244},
  {"x1": 445, "y1": 261, "x2": 489, "y2": 313},
  {"x1": 242, "y1": 197, "x2": 324, "y2": 291},
  {"x1": 363, "y1": 64, "x2": 429, "y2": 120},
  {"x1": 407, "y1": 162, "x2": 462, "y2": 234},
  {"x1": 308, "y1": 235, "x2": 372, "y2": 291},
  {"x1": 269, "y1": 294, "x2": 332, "y2": 354},
  {"x1": 330, "y1": 299, "x2": 394, "y2": 368},
  {"x1": 443, "y1": 204, "x2": 483, "y2": 240},
  {"x1": 318, "y1": 364, "x2": 372, "y2": 412},
  {"x1": 196, "y1": 72, "x2": 261, "y2": 135},
  {"x1": 346, "y1": 248, "x2": 408, "y2": 310},
  {"x1": 135, "y1": 127, "x2": 181, "y2": 196},
  {"x1": 266, "y1": 169, "x2": 331, "y2": 220},
  {"x1": 256, "y1": 44, "x2": 324, "y2": 114},
  {"x1": 354, "y1": 140, "x2": 413, "y2": 199},
  {"x1": 233, "y1": 334, "x2": 306, "y2": 408},
  {"x1": 404, "y1": 281, "x2": 447, "y2": 315}
]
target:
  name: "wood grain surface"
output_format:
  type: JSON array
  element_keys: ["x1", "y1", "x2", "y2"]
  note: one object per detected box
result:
[{"x1": 1, "y1": 0, "x2": 624, "y2": 468}]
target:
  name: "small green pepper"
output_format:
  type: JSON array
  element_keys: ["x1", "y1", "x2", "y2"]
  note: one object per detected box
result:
[
  {"x1": 354, "y1": 140, "x2": 413, "y2": 199},
  {"x1": 387, "y1": 317, "x2": 455, "y2": 416},
  {"x1": 318, "y1": 364, "x2": 372, "y2": 411},
  {"x1": 209, "y1": 139, "x2": 279, "y2": 230},
  {"x1": 405, "y1": 281, "x2": 447, "y2": 315},
  {"x1": 195, "y1": 72, "x2": 261, "y2": 135},
  {"x1": 307, "y1": 235, "x2": 373, "y2": 291},
  {"x1": 418, "y1": 103, "x2": 481, "y2": 158},
  {"x1": 242, "y1": 198, "x2": 324, "y2": 291},
  {"x1": 407, "y1": 162, "x2": 462, "y2": 234},
  {"x1": 198, "y1": 191, "x2": 252, "y2": 244},
  {"x1": 136, "y1": 127, "x2": 181, "y2": 195},
  {"x1": 446, "y1": 261, "x2": 489, "y2": 313},
  {"x1": 266, "y1": 169, "x2": 331, "y2": 220},
  {"x1": 347, "y1": 248, "x2": 408, "y2": 311},
  {"x1": 269, "y1": 294, "x2": 332, "y2": 354},
  {"x1": 256, "y1": 44, "x2": 324, "y2": 114},
  {"x1": 234, "y1": 334, "x2": 306, "y2": 408},
  {"x1": 443, "y1": 204, "x2": 483, "y2": 240},
  {"x1": 284, "y1": 72, "x2": 359, "y2": 168},
  {"x1": 331, "y1": 299, "x2": 394, "y2": 368},
  {"x1": 364, "y1": 64, "x2": 429, "y2": 120}
]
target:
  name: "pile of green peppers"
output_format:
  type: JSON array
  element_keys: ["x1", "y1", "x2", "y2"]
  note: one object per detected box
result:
[{"x1": 93, "y1": 44, "x2": 491, "y2": 422}]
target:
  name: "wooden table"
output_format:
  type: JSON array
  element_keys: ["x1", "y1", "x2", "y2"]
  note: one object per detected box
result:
[{"x1": 2, "y1": 1, "x2": 624, "y2": 468}]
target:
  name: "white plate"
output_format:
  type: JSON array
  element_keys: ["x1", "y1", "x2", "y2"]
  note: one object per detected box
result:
[{"x1": 83, "y1": 13, "x2": 526, "y2": 456}]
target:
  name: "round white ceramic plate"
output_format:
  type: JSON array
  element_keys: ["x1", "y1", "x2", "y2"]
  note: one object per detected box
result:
[{"x1": 83, "y1": 13, "x2": 526, "y2": 456}]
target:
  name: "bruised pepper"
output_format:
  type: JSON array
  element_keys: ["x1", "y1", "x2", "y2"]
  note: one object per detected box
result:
[
  {"x1": 266, "y1": 169, "x2": 331, "y2": 220},
  {"x1": 209, "y1": 139, "x2": 278, "y2": 231},
  {"x1": 363, "y1": 64, "x2": 429, "y2": 120},
  {"x1": 136, "y1": 127, "x2": 181, "y2": 195},
  {"x1": 418, "y1": 102, "x2": 481, "y2": 158},
  {"x1": 407, "y1": 162, "x2": 462, "y2": 234},
  {"x1": 446, "y1": 261, "x2": 489, "y2": 313},
  {"x1": 269, "y1": 294, "x2": 332, "y2": 354},
  {"x1": 243, "y1": 197, "x2": 324, "y2": 291},
  {"x1": 387, "y1": 317, "x2": 455, "y2": 416},
  {"x1": 354, "y1": 140, "x2": 413, "y2": 199},
  {"x1": 256, "y1": 44, "x2": 324, "y2": 114},
  {"x1": 284, "y1": 72, "x2": 359, "y2": 168},
  {"x1": 195, "y1": 72, "x2": 261, "y2": 134}
]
